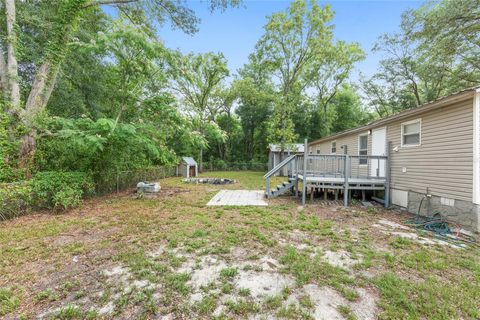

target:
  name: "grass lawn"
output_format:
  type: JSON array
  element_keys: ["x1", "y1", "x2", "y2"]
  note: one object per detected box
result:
[{"x1": 0, "y1": 171, "x2": 479, "y2": 319}]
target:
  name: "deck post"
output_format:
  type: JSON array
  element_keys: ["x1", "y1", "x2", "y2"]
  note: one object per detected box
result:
[
  {"x1": 344, "y1": 155, "x2": 350, "y2": 207},
  {"x1": 266, "y1": 177, "x2": 270, "y2": 198},
  {"x1": 302, "y1": 138, "x2": 308, "y2": 206},
  {"x1": 384, "y1": 142, "x2": 391, "y2": 208}
]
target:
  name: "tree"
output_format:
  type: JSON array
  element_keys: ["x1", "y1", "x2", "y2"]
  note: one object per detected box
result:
[
  {"x1": 233, "y1": 77, "x2": 274, "y2": 161},
  {"x1": 310, "y1": 41, "x2": 365, "y2": 113},
  {"x1": 252, "y1": 0, "x2": 364, "y2": 156},
  {"x1": 409, "y1": 0, "x2": 480, "y2": 77},
  {"x1": 0, "y1": 0, "x2": 240, "y2": 172},
  {"x1": 168, "y1": 52, "x2": 229, "y2": 171},
  {"x1": 329, "y1": 85, "x2": 372, "y2": 134},
  {"x1": 255, "y1": 0, "x2": 334, "y2": 150},
  {"x1": 362, "y1": 0, "x2": 480, "y2": 117},
  {"x1": 85, "y1": 17, "x2": 169, "y2": 125}
]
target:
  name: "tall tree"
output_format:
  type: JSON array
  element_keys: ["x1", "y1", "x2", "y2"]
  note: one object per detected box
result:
[
  {"x1": 255, "y1": 0, "x2": 335, "y2": 150},
  {"x1": 253, "y1": 0, "x2": 363, "y2": 152},
  {"x1": 409, "y1": 0, "x2": 480, "y2": 77},
  {"x1": 168, "y1": 52, "x2": 229, "y2": 171},
  {"x1": 362, "y1": 0, "x2": 480, "y2": 117},
  {"x1": 233, "y1": 77, "x2": 274, "y2": 161}
]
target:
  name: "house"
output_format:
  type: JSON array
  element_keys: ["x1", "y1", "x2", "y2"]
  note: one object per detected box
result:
[
  {"x1": 177, "y1": 157, "x2": 198, "y2": 178},
  {"x1": 306, "y1": 87, "x2": 480, "y2": 232},
  {"x1": 268, "y1": 143, "x2": 305, "y2": 176}
]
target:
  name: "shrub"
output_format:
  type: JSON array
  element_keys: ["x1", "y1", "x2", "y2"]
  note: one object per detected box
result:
[
  {"x1": 0, "y1": 181, "x2": 32, "y2": 220},
  {"x1": 31, "y1": 171, "x2": 94, "y2": 210}
]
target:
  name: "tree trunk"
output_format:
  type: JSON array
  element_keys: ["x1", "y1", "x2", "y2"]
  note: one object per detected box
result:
[
  {"x1": 18, "y1": 62, "x2": 59, "y2": 169},
  {"x1": 0, "y1": 50, "x2": 7, "y2": 93},
  {"x1": 18, "y1": 132, "x2": 36, "y2": 178},
  {"x1": 23, "y1": 61, "x2": 57, "y2": 126},
  {"x1": 199, "y1": 148, "x2": 203, "y2": 173},
  {"x1": 5, "y1": 0, "x2": 21, "y2": 111}
]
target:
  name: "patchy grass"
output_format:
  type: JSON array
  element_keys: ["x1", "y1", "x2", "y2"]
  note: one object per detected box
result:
[
  {"x1": 0, "y1": 171, "x2": 479, "y2": 319},
  {"x1": 0, "y1": 287, "x2": 20, "y2": 316},
  {"x1": 219, "y1": 267, "x2": 238, "y2": 279},
  {"x1": 338, "y1": 305, "x2": 357, "y2": 320}
]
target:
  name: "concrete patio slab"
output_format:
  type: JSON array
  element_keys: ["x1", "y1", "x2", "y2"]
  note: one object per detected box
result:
[{"x1": 207, "y1": 190, "x2": 268, "y2": 206}]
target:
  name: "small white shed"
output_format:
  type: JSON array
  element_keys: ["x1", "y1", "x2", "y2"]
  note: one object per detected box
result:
[{"x1": 177, "y1": 157, "x2": 198, "y2": 178}]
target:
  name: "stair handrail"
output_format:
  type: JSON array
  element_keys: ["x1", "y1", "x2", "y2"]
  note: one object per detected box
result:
[{"x1": 264, "y1": 154, "x2": 297, "y2": 179}]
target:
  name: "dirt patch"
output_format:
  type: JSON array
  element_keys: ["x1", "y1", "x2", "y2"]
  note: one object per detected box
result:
[
  {"x1": 235, "y1": 270, "x2": 295, "y2": 299},
  {"x1": 285, "y1": 284, "x2": 377, "y2": 320},
  {"x1": 322, "y1": 250, "x2": 362, "y2": 270},
  {"x1": 181, "y1": 255, "x2": 228, "y2": 289}
]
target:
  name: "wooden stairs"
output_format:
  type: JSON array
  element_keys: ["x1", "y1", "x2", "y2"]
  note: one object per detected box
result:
[{"x1": 266, "y1": 178, "x2": 296, "y2": 198}]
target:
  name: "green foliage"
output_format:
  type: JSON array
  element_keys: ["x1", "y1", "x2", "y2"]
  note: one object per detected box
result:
[
  {"x1": 35, "y1": 116, "x2": 181, "y2": 188},
  {"x1": 31, "y1": 171, "x2": 94, "y2": 210},
  {"x1": 362, "y1": 0, "x2": 480, "y2": 117},
  {"x1": 253, "y1": 0, "x2": 365, "y2": 145},
  {"x1": 0, "y1": 182, "x2": 32, "y2": 220},
  {"x1": 0, "y1": 103, "x2": 23, "y2": 182},
  {"x1": 169, "y1": 51, "x2": 230, "y2": 168}
]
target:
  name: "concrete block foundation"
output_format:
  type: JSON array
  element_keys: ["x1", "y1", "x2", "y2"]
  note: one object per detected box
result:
[{"x1": 406, "y1": 190, "x2": 479, "y2": 232}]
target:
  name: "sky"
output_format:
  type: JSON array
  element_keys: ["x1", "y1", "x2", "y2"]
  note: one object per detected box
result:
[{"x1": 154, "y1": 0, "x2": 424, "y2": 80}]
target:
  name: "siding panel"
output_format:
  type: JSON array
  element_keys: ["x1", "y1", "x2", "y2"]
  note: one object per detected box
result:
[{"x1": 387, "y1": 100, "x2": 473, "y2": 201}]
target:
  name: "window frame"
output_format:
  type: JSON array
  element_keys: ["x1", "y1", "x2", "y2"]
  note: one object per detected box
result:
[
  {"x1": 331, "y1": 141, "x2": 337, "y2": 154},
  {"x1": 401, "y1": 118, "x2": 422, "y2": 147},
  {"x1": 358, "y1": 133, "x2": 368, "y2": 165}
]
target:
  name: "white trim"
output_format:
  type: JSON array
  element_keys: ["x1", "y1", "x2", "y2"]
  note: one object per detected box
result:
[
  {"x1": 331, "y1": 141, "x2": 337, "y2": 154},
  {"x1": 473, "y1": 89, "x2": 480, "y2": 204},
  {"x1": 358, "y1": 133, "x2": 368, "y2": 166},
  {"x1": 401, "y1": 118, "x2": 422, "y2": 147}
]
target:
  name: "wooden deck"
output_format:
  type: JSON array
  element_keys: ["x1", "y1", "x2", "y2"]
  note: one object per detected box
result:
[
  {"x1": 297, "y1": 175, "x2": 386, "y2": 190},
  {"x1": 264, "y1": 139, "x2": 391, "y2": 207}
]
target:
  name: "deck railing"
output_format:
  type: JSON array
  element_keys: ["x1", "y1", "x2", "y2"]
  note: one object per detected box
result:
[
  {"x1": 264, "y1": 154, "x2": 297, "y2": 198},
  {"x1": 348, "y1": 155, "x2": 388, "y2": 179},
  {"x1": 295, "y1": 154, "x2": 387, "y2": 179}
]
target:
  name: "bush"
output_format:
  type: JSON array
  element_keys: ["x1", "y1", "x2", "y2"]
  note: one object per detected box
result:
[
  {"x1": 0, "y1": 181, "x2": 32, "y2": 220},
  {"x1": 31, "y1": 172, "x2": 94, "y2": 210}
]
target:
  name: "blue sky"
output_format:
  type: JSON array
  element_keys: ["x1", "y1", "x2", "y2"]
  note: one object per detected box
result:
[{"x1": 155, "y1": 0, "x2": 423, "y2": 80}]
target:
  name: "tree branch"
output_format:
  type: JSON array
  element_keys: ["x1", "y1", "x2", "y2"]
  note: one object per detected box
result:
[{"x1": 82, "y1": 0, "x2": 139, "y2": 9}]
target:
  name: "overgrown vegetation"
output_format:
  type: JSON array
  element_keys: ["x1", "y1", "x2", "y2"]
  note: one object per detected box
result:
[{"x1": 1, "y1": 0, "x2": 478, "y2": 218}]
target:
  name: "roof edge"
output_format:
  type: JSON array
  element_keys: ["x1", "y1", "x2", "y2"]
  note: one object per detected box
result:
[{"x1": 309, "y1": 87, "x2": 477, "y2": 145}]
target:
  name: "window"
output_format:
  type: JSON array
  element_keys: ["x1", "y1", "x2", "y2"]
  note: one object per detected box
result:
[
  {"x1": 331, "y1": 141, "x2": 337, "y2": 154},
  {"x1": 401, "y1": 119, "x2": 421, "y2": 147},
  {"x1": 316, "y1": 149, "x2": 320, "y2": 154},
  {"x1": 358, "y1": 135, "x2": 368, "y2": 165}
]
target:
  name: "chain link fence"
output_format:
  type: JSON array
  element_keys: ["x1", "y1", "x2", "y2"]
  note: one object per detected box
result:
[
  {"x1": 95, "y1": 166, "x2": 177, "y2": 195},
  {"x1": 202, "y1": 162, "x2": 267, "y2": 172}
]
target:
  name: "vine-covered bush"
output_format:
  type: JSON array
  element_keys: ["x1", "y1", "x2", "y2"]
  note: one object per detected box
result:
[
  {"x1": 31, "y1": 172, "x2": 94, "y2": 210},
  {"x1": 0, "y1": 182, "x2": 32, "y2": 220}
]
